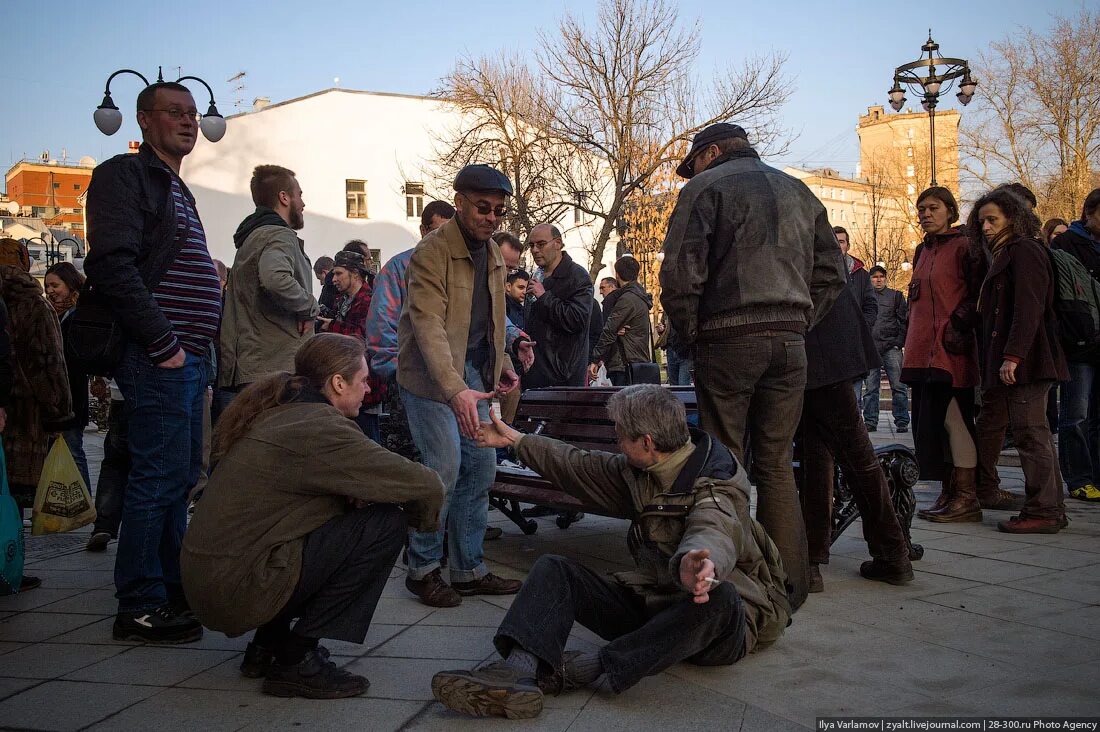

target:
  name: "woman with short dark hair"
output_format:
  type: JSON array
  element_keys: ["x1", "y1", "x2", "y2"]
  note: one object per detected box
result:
[
  {"x1": 903, "y1": 187, "x2": 993, "y2": 523},
  {"x1": 182, "y1": 333, "x2": 444, "y2": 699},
  {"x1": 971, "y1": 188, "x2": 1068, "y2": 532}
]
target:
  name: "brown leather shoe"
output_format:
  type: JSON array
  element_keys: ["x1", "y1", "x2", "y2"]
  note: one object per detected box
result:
[
  {"x1": 406, "y1": 568, "x2": 462, "y2": 607},
  {"x1": 808, "y1": 563, "x2": 824, "y2": 593},
  {"x1": 451, "y1": 573, "x2": 522, "y2": 596},
  {"x1": 997, "y1": 515, "x2": 1062, "y2": 534},
  {"x1": 924, "y1": 468, "x2": 982, "y2": 523},
  {"x1": 859, "y1": 558, "x2": 914, "y2": 585},
  {"x1": 917, "y1": 471, "x2": 954, "y2": 519},
  {"x1": 978, "y1": 487, "x2": 1025, "y2": 511}
]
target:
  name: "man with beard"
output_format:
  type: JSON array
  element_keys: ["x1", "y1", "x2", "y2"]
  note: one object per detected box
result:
[{"x1": 218, "y1": 165, "x2": 318, "y2": 412}]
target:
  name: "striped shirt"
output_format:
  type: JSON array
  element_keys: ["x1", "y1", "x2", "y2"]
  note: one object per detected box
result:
[{"x1": 146, "y1": 171, "x2": 222, "y2": 360}]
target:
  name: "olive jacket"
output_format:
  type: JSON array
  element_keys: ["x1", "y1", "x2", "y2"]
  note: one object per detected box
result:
[
  {"x1": 514, "y1": 429, "x2": 791, "y2": 653},
  {"x1": 397, "y1": 217, "x2": 511, "y2": 403},
  {"x1": 181, "y1": 396, "x2": 444, "y2": 636}
]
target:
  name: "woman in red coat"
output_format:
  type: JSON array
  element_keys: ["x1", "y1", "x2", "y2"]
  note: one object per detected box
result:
[
  {"x1": 902, "y1": 187, "x2": 990, "y2": 523},
  {"x1": 971, "y1": 188, "x2": 1069, "y2": 533}
]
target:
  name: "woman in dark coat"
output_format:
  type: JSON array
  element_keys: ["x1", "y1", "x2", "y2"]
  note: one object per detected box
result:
[
  {"x1": 902, "y1": 187, "x2": 990, "y2": 523},
  {"x1": 971, "y1": 188, "x2": 1069, "y2": 533}
]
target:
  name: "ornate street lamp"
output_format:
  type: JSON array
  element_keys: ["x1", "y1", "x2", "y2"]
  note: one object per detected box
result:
[
  {"x1": 93, "y1": 66, "x2": 226, "y2": 143},
  {"x1": 887, "y1": 31, "x2": 976, "y2": 186}
]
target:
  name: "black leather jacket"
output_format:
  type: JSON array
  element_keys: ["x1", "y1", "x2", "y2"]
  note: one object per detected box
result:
[
  {"x1": 522, "y1": 252, "x2": 594, "y2": 388},
  {"x1": 84, "y1": 143, "x2": 193, "y2": 356}
]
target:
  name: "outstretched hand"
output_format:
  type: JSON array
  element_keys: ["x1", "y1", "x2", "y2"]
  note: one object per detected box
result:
[
  {"x1": 679, "y1": 549, "x2": 716, "y2": 604},
  {"x1": 476, "y1": 409, "x2": 522, "y2": 449},
  {"x1": 450, "y1": 388, "x2": 495, "y2": 440}
]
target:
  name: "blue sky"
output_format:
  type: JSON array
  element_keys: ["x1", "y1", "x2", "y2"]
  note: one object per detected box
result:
[{"x1": 0, "y1": 0, "x2": 1086, "y2": 178}]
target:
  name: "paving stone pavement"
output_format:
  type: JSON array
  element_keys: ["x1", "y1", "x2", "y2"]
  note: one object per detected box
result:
[{"x1": 1, "y1": 427, "x2": 1098, "y2": 730}]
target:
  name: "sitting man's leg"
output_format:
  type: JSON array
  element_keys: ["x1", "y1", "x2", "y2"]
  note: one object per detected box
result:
[{"x1": 254, "y1": 504, "x2": 407, "y2": 699}]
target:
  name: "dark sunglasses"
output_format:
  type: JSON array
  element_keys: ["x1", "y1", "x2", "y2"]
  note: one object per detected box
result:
[{"x1": 460, "y1": 193, "x2": 509, "y2": 217}]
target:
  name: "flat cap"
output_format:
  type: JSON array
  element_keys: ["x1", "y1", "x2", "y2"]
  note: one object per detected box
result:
[
  {"x1": 869, "y1": 265, "x2": 888, "y2": 277},
  {"x1": 676, "y1": 123, "x2": 749, "y2": 180},
  {"x1": 453, "y1": 164, "x2": 513, "y2": 196}
]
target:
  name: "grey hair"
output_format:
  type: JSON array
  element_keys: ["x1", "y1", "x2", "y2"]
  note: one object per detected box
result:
[{"x1": 606, "y1": 385, "x2": 690, "y2": 453}]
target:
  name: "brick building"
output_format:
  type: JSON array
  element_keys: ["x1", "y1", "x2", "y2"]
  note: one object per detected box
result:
[{"x1": 4, "y1": 157, "x2": 96, "y2": 233}]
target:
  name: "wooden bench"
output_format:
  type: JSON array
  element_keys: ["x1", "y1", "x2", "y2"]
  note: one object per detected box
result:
[{"x1": 489, "y1": 386, "x2": 924, "y2": 560}]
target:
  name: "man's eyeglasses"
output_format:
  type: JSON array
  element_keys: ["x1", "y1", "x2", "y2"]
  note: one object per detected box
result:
[
  {"x1": 459, "y1": 193, "x2": 509, "y2": 217},
  {"x1": 528, "y1": 239, "x2": 559, "y2": 250},
  {"x1": 142, "y1": 108, "x2": 202, "y2": 122}
]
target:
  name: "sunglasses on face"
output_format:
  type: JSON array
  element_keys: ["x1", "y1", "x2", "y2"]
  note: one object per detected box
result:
[{"x1": 460, "y1": 193, "x2": 509, "y2": 217}]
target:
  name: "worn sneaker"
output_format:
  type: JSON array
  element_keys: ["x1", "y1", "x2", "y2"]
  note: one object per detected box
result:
[
  {"x1": 997, "y1": 515, "x2": 1062, "y2": 534},
  {"x1": 859, "y1": 558, "x2": 914, "y2": 586},
  {"x1": 241, "y1": 642, "x2": 331, "y2": 678},
  {"x1": 113, "y1": 605, "x2": 202, "y2": 644},
  {"x1": 1069, "y1": 483, "x2": 1100, "y2": 502},
  {"x1": 432, "y1": 661, "x2": 543, "y2": 719},
  {"x1": 261, "y1": 649, "x2": 367, "y2": 699},
  {"x1": 85, "y1": 532, "x2": 112, "y2": 552},
  {"x1": 451, "y1": 573, "x2": 522, "y2": 596},
  {"x1": 406, "y1": 568, "x2": 462, "y2": 607}
]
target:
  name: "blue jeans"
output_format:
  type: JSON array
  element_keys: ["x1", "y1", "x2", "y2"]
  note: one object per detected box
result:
[
  {"x1": 860, "y1": 348, "x2": 910, "y2": 428},
  {"x1": 61, "y1": 426, "x2": 91, "y2": 490},
  {"x1": 665, "y1": 350, "x2": 694, "y2": 386},
  {"x1": 113, "y1": 344, "x2": 205, "y2": 613},
  {"x1": 402, "y1": 361, "x2": 495, "y2": 583},
  {"x1": 1059, "y1": 361, "x2": 1100, "y2": 490}
]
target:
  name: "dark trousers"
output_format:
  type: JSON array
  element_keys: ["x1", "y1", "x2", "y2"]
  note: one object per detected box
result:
[
  {"x1": 608, "y1": 370, "x2": 628, "y2": 386},
  {"x1": 693, "y1": 332, "x2": 809, "y2": 608},
  {"x1": 977, "y1": 382, "x2": 1063, "y2": 519},
  {"x1": 93, "y1": 399, "x2": 129, "y2": 537},
  {"x1": 495, "y1": 555, "x2": 746, "y2": 694},
  {"x1": 1058, "y1": 361, "x2": 1100, "y2": 490},
  {"x1": 796, "y1": 380, "x2": 910, "y2": 565},
  {"x1": 354, "y1": 408, "x2": 381, "y2": 443},
  {"x1": 255, "y1": 505, "x2": 406, "y2": 646}
]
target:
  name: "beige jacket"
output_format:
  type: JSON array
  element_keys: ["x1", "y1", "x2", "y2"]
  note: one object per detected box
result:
[
  {"x1": 514, "y1": 430, "x2": 791, "y2": 653},
  {"x1": 181, "y1": 398, "x2": 444, "y2": 636},
  {"x1": 219, "y1": 225, "x2": 318, "y2": 387},
  {"x1": 397, "y1": 217, "x2": 510, "y2": 402}
]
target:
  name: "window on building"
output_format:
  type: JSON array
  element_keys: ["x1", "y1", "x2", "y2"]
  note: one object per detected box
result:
[
  {"x1": 71, "y1": 207, "x2": 82, "y2": 214},
  {"x1": 574, "y1": 191, "x2": 587, "y2": 224},
  {"x1": 405, "y1": 182, "x2": 425, "y2": 219},
  {"x1": 73, "y1": 183, "x2": 81, "y2": 190},
  {"x1": 907, "y1": 147, "x2": 913, "y2": 158},
  {"x1": 346, "y1": 180, "x2": 368, "y2": 219},
  {"x1": 907, "y1": 183, "x2": 916, "y2": 195},
  {"x1": 839, "y1": 189, "x2": 846, "y2": 201},
  {"x1": 906, "y1": 165, "x2": 915, "y2": 178},
  {"x1": 907, "y1": 128, "x2": 914, "y2": 139},
  {"x1": 31, "y1": 206, "x2": 48, "y2": 217},
  {"x1": 52, "y1": 182, "x2": 60, "y2": 189},
  {"x1": 369, "y1": 248, "x2": 382, "y2": 274}
]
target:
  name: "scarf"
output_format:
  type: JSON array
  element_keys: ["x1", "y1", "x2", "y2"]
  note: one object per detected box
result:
[
  {"x1": 1068, "y1": 220, "x2": 1100, "y2": 253},
  {"x1": 48, "y1": 291, "x2": 77, "y2": 317}
]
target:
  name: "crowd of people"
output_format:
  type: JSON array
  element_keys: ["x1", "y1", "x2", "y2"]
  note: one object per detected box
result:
[{"x1": 2, "y1": 81, "x2": 1098, "y2": 718}]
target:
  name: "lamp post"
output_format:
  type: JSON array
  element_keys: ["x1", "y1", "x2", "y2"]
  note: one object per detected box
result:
[
  {"x1": 887, "y1": 31, "x2": 976, "y2": 187},
  {"x1": 93, "y1": 66, "x2": 226, "y2": 143}
]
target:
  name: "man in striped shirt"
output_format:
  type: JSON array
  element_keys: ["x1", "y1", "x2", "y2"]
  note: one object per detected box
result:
[{"x1": 85, "y1": 81, "x2": 222, "y2": 645}]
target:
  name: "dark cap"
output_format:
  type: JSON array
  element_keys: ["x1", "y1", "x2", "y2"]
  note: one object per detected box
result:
[
  {"x1": 869, "y1": 265, "x2": 887, "y2": 277},
  {"x1": 676, "y1": 123, "x2": 749, "y2": 180},
  {"x1": 453, "y1": 164, "x2": 513, "y2": 197},
  {"x1": 334, "y1": 250, "x2": 368, "y2": 277}
]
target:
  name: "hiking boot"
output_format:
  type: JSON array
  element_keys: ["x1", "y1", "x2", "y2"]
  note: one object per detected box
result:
[
  {"x1": 924, "y1": 468, "x2": 982, "y2": 523},
  {"x1": 859, "y1": 558, "x2": 914, "y2": 586},
  {"x1": 86, "y1": 532, "x2": 112, "y2": 552},
  {"x1": 917, "y1": 471, "x2": 955, "y2": 519},
  {"x1": 1069, "y1": 483, "x2": 1100, "y2": 502},
  {"x1": 241, "y1": 642, "x2": 331, "y2": 678},
  {"x1": 113, "y1": 605, "x2": 202, "y2": 644},
  {"x1": 432, "y1": 661, "x2": 543, "y2": 719},
  {"x1": 808, "y1": 563, "x2": 824, "y2": 593},
  {"x1": 997, "y1": 515, "x2": 1063, "y2": 535},
  {"x1": 452, "y1": 573, "x2": 522, "y2": 596},
  {"x1": 261, "y1": 649, "x2": 368, "y2": 699},
  {"x1": 978, "y1": 487, "x2": 1025, "y2": 511},
  {"x1": 406, "y1": 568, "x2": 462, "y2": 607}
]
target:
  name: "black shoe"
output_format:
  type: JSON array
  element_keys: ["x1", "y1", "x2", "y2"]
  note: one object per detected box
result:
[
  {"x1": 262, "y1": 649, "x2": 368, "y2": 699},
  {"x1": 484, "y1": 526, "x2": 504, "y2": 541},
  {"x1": 113, "y1": 605, "x2": 203, "y2": 644},
  {"x1": 19, "y1": 576, "x2": 42, "y2": 592},
  {"x1": 451, "y1": 573, "x2": 522, "y2": 596},
  {"x1": 866, "y1": 425, "x2": 878, "y2": 433},
  {"x1": 896, "y1": 425, "x2": 909, "y2": 433},
  {"x1": 86, "y1": 532, "x2": 112, "y2": 552},
  {"x1": 859, "y1": 559, "x2": 914, "y2": 586},
  {"x1": 406, "y1": 568, "x2": 462, "y2": 607},
  {"x1": 241, "y1": 642, "x2": 331, "y2": 678},
  {"x1": 168, "y1": 595, "x2": 196, "y2": 621}
]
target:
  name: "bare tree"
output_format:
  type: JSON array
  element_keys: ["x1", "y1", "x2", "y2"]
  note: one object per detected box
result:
[
  {"x1": 960, "y1": 8, "x2": 1100, "y2": 221},
  {"x1": 850, "y1": 152, "x2": 931, "y2": 289}
]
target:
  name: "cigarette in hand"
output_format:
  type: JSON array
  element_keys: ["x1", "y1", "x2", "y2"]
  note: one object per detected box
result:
[{"x1": 703, "y1": 577, "x2": 720, "y2": 586}]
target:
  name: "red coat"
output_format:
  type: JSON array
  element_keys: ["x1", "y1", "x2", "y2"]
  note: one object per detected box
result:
[{"x1": 902, "y1": 227, "x2": 988, "y2": 388}]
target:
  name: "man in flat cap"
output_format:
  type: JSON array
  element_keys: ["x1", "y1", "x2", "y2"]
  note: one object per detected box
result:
[
  {"x1": 658, "y1": 123, "x2": 846, "y2": 609},
  {"x1": 398, "y1": 164, "x2": 522, "y2": 607}
]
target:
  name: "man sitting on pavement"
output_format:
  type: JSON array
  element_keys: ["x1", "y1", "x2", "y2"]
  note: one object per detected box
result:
[{"x1": 431, "y1": 384, "x2": 792, "y2": 719}]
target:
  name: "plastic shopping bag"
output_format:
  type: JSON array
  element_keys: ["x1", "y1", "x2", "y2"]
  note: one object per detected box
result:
[
  {"x1": 0, "y1": 445, "x2": 25, "y2": 594},
  {"x1": 31, "y1": 437, "x2": 96, "y2": 536}
]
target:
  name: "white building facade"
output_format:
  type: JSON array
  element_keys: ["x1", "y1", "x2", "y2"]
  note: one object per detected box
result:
[{"x1": 182, "y1": 88, "x2": 616, "y2": 286}]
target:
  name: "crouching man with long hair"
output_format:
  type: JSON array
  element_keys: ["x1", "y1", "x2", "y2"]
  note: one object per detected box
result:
[{"x1": 182, "y1": 334, "x2": 444, "y2": 699}]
